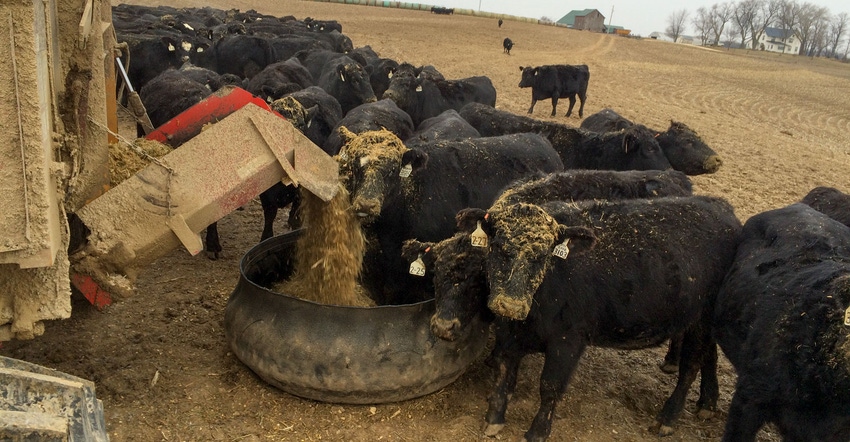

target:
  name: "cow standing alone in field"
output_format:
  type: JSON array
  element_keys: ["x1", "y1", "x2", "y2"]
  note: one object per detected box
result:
[
  {"x1": 503, "y1": 38, "x2": 513, "y2": 55},
  {"x1": 519, "y1": 64, "x2": 589, "y2": 118}
]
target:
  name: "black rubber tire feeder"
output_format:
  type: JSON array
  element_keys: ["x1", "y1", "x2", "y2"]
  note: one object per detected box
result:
[{"x1": 224, "y1": 229, "x2": 489, "y2": 404}]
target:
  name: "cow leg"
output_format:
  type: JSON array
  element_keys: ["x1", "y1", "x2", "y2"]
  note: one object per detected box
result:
[
  {"x1": 527, "y1": 98, "x2": 538, "y2": 114},
  {"x1": 259, "y1": 193, "x2": 278, "y2": 242},
  {"x1": 204, "y1": 222, "x2": 222, "y2": 260},
  {"x1": 524, "y1": 339, "x2": 586, "y2": 442},
  {"x1": 549, "y1": 97, "x2": 558, "y2": 117},
  {"x1": 654, "y1": 327, "x2": 715, "y2": 435},
  {"x1": 696, "y1": 338, "x2": 719, "y2": 418},
  {"x1": 720, "y1": 388, "x2": 767, "y2": 442},
  {"x1": 660, "y1": 334, "x2": 683, "y2": 374},
  {"x1": 564, "y1": 95, "x2": 577, "y2": 118},
  {"x1": 577, "y1": 92, "x2": 586, "y2": 118},
  {"x1": 484, "y1": 333, "x2": 524, "y2": 436}
]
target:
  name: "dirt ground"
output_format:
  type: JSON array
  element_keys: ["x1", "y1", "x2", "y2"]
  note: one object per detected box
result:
[{"x1": 3, "y1": 1, "x2": 850, "y2": 441}]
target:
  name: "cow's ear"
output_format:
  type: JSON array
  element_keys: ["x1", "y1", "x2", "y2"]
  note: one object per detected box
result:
[
  {"x1": 304, "y1": 104, "x2": 319, "y2": 128},
  {"x1": 401, "y1": 239, "x2": 437, "y2": 268},
  {"x1": 401, "y1": 149, "x2": 428, "y2": 172},
  {"x1": 455, "y1": 208, "x2": 488, "y2": 232},
  {"x1": 161, "y1": 36, "x2": 178, "y2": 51},
  {"x1": 519, "y1": 66, "x2": 524, "y2": 71},
  {"x1": 337, "y1": 64, "x2": 347, "y2": 82},
  {"x1": 554, "y1": 225, "x2": 596, "y2": 257}
]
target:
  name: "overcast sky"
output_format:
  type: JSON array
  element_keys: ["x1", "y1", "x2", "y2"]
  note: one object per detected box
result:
[{"x1": 436, "y1": 1, "x2": 849, "y2": 37}]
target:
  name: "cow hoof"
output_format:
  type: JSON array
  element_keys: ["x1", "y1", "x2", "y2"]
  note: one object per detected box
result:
[
  {"x1": 696, "y1": 408, "x2": 715, "y2": 420},
  {"x1": 659, "y1": 362, "x2": 679, "y2": 374},
  {"x1": 483, "y1": 423, "x2": 504, "y2": 437},
  {"x1": 650, "y1": 423, "x2": 674, "y2": 437},
  {"x1": 205, "y1": 250, "x2": 220, "y2": 260}
]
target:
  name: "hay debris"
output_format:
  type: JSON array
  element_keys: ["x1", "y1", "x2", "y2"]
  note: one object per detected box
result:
[{"x1": 108, "y1": 138, "x2": 172, "y2": 186}]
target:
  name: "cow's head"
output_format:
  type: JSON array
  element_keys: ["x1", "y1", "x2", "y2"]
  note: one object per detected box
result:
[
  {"x1": 485, "y1": 203, "x2": 596, "y2": 320},
  {"x1": 381, "y1": 63, "x2": 421, "y2": 108},
  {"x1": 518, "y1": 66, "x2": 538, "y2": 88},
  {"x1": 336, "y1": 63, "x2": 377, "y2": 104},
  {"x1": 270, "y1": 96, "x2": 318, "y2": 134},
  {"x1": 336, "y1": 128, "x2": 428, "y2": 222},
  {"x1": 616, "y1": 125, "x2": 673, "y2": 171},
  {"x1": 657, "y1": 121, "x2": 722, "y2": 175},
  {"x1": 402, "y1": 208, "x2": 494, "y2": 341}
]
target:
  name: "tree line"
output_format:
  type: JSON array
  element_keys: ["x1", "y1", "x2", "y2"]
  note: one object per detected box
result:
[{"x1": 665, "y1": 0, "x2": 849, "y2": 59}]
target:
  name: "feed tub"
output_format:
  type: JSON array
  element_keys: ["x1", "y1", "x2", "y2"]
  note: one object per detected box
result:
[{"x1": 223, "y1": 229, "x2": 489, "y2": 404}]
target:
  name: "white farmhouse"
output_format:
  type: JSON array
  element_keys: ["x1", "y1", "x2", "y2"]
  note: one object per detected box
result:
[{"x1": 755, "y1": 27, "x2": 799, "y2": 54}]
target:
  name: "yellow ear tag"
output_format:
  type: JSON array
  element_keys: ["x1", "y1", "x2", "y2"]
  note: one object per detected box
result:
[
  {"x1": 338, "y1": 151, "x2": 349, "y2": 162},
  {"x1": 553, "y1": 239, "x2": 570, "y2": 259},
  {"x1": 399, "y1": 163, "x2": 413, "y2": 178},
  {"x1": 409, "y1": 254, "x2": 426, "y2": 277},
  {"x1": 844, "y1": 306, "x2": 850, "y2": 327},
  {"x1": 470, "y1": 221, "x2": 488, "y2": 248}
]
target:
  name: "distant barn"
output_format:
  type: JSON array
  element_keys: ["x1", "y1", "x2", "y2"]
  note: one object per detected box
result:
[{"x1": 556, "y1": 9, "x2": 606, "y2": 32}]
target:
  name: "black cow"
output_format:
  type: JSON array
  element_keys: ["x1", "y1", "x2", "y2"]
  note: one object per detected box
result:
[
  {"x1": 337, "y1": 130, "x2": 563, "y2": 305},
  {"x1": 244, "y1": 59, "x2": 314, "y2": 102},
  {"x1": 460, "y1": 103, "x2": 671, "y2": 172},
  {"x1": 581, "y1": 108, "x2": 722, "y2": 175},
  {"x1": 203, "y1": 34, "x2": 277, "y2": 79},
  {"x1": 404, "y1": 168, "x2": 695, "y2": 335},
  {"x1": 713, "y1": 203, "x2": 850, "y2": 441},
  {"x1": 431, "y1": 6, "x2": 454, "y2": 14},
  {"x1": 282, "y1": 86, "x2": 343, "y2": 148},
  {"x1": 322, "y1": 98, "x2": 413, "y2": 155},
  {"x1": 408, "y1": 196, "x2": 740, "y2": 440},
  {"x1": 317, "y1": 55, "x2": 378, "y2": 115},
  {"x1": 519, "y1": 64, "x2": 589, "y2": 117},
  {"x1": 382, "y1": 63, "x2": 496, "y2": 127},
  {"x1": 404, "y1": 109, "x2": 480, "y2": 147},
  {"x1": 119, "y1": 33, "x2": 195, "y2": 92},
  {"x1": 801, "y1": 186, "x2": 850, "y2": 227},
  {"x1": 503, "y1": 38, "x2": 514, "y2": 55},
  {"x1": 138, "y1": 69, "x2": 211, "y2": 132}
]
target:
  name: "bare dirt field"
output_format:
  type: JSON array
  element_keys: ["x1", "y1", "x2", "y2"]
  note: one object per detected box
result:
[{"x1": 3, "y1": 1, "x2": 850, "y2": 441}]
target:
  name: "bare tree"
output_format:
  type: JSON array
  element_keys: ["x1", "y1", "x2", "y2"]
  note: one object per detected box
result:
[
  {"x1": 797, "y1": 3, "x2": 831, "y2": 55},
  {"x1": 828, "y1": 13, "x2": 849, "y2": 58},
  {"x1": 733, "y1": 0, "x2": 759, "y2": 48},
  {"x1": 723, "y1": 20, "x2": 742, "y2": 48},
  {"x1": 709, "y1": 2, "x2": 735, "y2": 45},
  {"x1": 693, "y1": 7, "x2": 713, "y2": 44},
  {"x1": 749, "y1": 0, "x2": 782, "y2": 49},
  {"x1": 666, "y1": 9, "x2": 690, "y2": 42}
]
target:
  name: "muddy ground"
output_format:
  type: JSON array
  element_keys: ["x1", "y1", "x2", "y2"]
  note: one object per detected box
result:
[{"x1": 3, "y1": 0, "x2": 850, "y2": 441}]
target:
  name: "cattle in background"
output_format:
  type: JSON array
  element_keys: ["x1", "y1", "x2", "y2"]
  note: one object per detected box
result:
[
  {"x1": 460, "y1": 103, "x2": 671, "y2": 172},
  {"x1": 283, "y1": 86, "x2": 343, "y2": 148},
  {"x1": 431, "y1": 6, "x2": 454, "y2": 14},
  {"x1": 177, "y1": 62, "x2": 233, "y2": 91},
  {"x1": 519, "y1": 64, "x2": 589, "y2": 117},
  {"x1": 404, "y1": 109, "x2": 480, "y2": 147},
  {"x1": 244, "y1": 59, "x2": 314, "y2": 102},
  {"x1": 336, "y1": 129, "x2": 563, "y2": 304},
  {"x1": 503, "y1": 38, "x2": 514, "y2": 55},
  {"x1": 118, "y1": 33, "x2": 195, "y2": 92},
  {"x1": 138, "y1": 69, "x2": 211, "y2": 132},
  {"x1": 409, "y1": 195, "x2": 740, "y2": 440},
  {"x1": 316, "y1": 55, "x2": 378, "y2": 115},
  {"x1": 713, "y1": 203, "x2": 850, "y2": 441},
  {"x1": 581, "y1": 108, "x2": 722, "y2": 175},
  {"x1": 382, "y1": 63, "x2": 497, "y2": 127},
  {"x1": 801, "y1": 186, "x2": 850, "y2": 227},
  {"x1": 202, "y1": 34, "x2": 277, "y2": 79},
  {"x1": 267, "y1": 35, "x2": 333, "y2": 63}
]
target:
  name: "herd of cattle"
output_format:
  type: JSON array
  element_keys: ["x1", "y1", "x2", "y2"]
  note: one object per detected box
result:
[{"x1": 114, "y1": 5, "x2": 850, "y2": 441}]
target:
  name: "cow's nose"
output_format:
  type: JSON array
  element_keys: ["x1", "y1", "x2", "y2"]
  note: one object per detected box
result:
[{"x1": 704, "y1": 155, "x2": 723, "y2": 173}]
